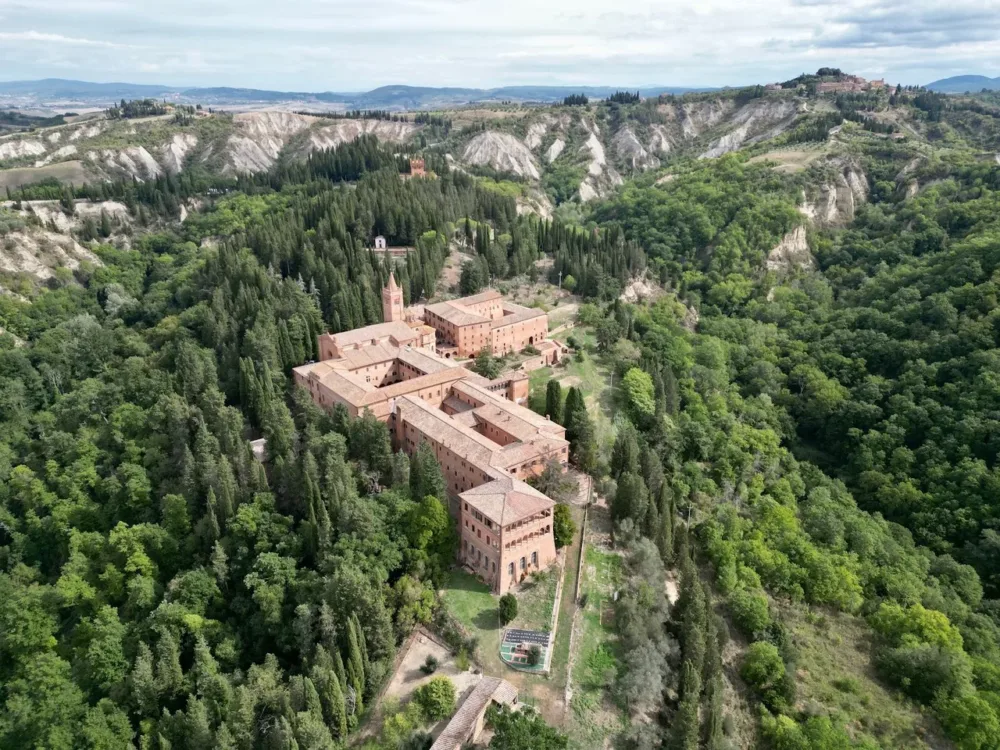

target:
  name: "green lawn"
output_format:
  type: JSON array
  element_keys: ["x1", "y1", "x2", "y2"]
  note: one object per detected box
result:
[
  {"x1": 440, "y1": 567, "x2": 560, "y2": 673},
  {"x1": 441, "y1": 570, "x2": 504, "y2": 674}
]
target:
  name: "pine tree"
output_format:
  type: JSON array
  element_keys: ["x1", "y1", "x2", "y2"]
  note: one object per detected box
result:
[{"x1": 203, "y1": 488, "x2": 221, "y2": 545}]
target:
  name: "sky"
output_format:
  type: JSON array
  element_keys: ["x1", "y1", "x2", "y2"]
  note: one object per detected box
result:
[{"x1": 0, "y1": 0, "x2": 998, "y2": 90}]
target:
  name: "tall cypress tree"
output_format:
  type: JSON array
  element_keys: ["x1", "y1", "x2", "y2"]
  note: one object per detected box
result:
[
  {"x1": 545, "y1": 379, "x2": 563, "y2": 424},
  {"x1": 671, "y1": 660, "x2": 702, "y2": 750}
]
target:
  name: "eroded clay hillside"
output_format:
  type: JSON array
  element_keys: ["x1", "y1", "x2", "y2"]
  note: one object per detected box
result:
[
  {"x1": 0, "y1": 111, "x2": 422, "y2": 190},
  {"x1": 443, "y1": 94, "x2": 818, "y2": 203}
]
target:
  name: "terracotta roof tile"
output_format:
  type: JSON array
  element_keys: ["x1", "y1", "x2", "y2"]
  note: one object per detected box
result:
[{"x1": 430, "y1": 677, "x2": 517, "y2": 750}]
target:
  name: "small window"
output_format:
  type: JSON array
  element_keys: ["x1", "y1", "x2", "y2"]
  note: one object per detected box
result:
[
  {"x1": 531, "y1": 551, "x2": 538, "y2": 566},
  {"x1": 508, "y1": 562, "x2": 515, "y2": 575},
  {"x1": 520, "y1": 557, "x2": 526, "y2": 571}
]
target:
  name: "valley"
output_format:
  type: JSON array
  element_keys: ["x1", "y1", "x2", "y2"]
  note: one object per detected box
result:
[{"x1": 3, "y1": 70, "x2": 1000, "y2": 750}]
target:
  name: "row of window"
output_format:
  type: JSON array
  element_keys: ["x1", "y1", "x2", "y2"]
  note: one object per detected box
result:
[
  {"x1": 505, "y1": 526, "x2": 551, "y2": 549},
  {"x1": 463, "y1": 540, "x2": 538, "y2": 577}
]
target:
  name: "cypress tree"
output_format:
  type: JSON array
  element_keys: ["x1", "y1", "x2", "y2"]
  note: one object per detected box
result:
[
  {"x1": 663, "y1": 366, "x2": 679, "y2": 416},
  {"x1": 154, "y1": 630, "x2": 184, "y2": 699},
  {"x1": 130, "y1": 642, "x2": 159, "y2": 717},
  {"x1": 563, "y1": 387, "x2": 583, "y2": 442},
  {"x1": 704, "y1": 673, "x2": 726, "y2": 750},
  {"x1": 610, "y1": 424, "x2": 640, "y2": 478},
  {"x1": 545, "y1": 379, "x2": 563, "y2": 424},
  {"x1": 351, "y1": 613, "x2": 371, "y2": 692},
  {"x1": 644, "y1": 497, "x2": 660, "y2": 541},
  {"x1": 346, "y1": 618, "x2": 366, "y2": 708},
  {"x1": 333, "y1": 647, "x2": 348, "y2": 693},
  {"x1": 671, "y1": 660, "x2": 702, "y2": 750}
]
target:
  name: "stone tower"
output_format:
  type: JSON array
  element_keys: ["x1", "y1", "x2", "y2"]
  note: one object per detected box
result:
[{"x1": 382, "y1": 272, "x2": 404, "y2": 323}]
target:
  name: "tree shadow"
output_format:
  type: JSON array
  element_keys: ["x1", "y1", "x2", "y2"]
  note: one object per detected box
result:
[{"x1": 473, "y1": 608, "x2": 500, "y2": 631}]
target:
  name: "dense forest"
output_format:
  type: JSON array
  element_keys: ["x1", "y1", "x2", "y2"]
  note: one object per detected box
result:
[
  {"x1": 552, "y1": 149, "x2": 1000, "y2": 749},
  {"x1": 0, "y1": 138, "x2": 530, "y2": 749}
]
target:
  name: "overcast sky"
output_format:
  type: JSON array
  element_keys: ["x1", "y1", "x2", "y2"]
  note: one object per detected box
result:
[{"x1": 0, "y1": 0, "x2": 997, "y2": 90}]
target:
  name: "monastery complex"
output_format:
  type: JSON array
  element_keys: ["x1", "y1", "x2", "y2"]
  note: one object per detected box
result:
[{"x1": 294, "y1": 275, "x2": 568, "y2": 593}]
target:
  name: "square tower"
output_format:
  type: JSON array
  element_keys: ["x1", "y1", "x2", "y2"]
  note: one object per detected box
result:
[{"x1": 382, "y1": 272, "x2": 404, "y2": 323}]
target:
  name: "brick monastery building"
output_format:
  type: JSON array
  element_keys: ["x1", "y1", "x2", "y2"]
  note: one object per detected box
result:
[{"x1": 293, "y1": 274, "x2": 567, "y2": 593}]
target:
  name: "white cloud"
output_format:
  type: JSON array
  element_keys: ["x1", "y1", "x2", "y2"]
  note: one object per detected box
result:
[
  {"x1": 0, "y1": 29, "x2": 134, "y2": 48},
  {"x1": 0, "y1": 0, "x2": 997, "y2": 88}
]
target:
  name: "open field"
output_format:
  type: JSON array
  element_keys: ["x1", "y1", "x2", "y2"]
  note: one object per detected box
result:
[
  {"x1": 747, "y1": 145, "x2": 828, "y2": 173},
  {"x1": 0, "y1": 160, "x2": 90, "y2": 190}
]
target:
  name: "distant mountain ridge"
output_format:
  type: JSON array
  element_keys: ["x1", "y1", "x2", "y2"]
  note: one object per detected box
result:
[
  {"x1": 926, "y1": 74, "x2": 1000, "y2": 93},
  {"x1": 0, "y1": 78, "x2": 713, "y2": 110}
]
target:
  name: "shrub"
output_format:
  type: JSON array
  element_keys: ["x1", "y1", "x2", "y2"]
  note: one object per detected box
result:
[
  {"x1": 729, "y1": 588, "x2": 771, "y2": 637},
  {"x1": 413, "y1": 676, "x2": 457, "y2": 722},
  {"x1": 455, "y1": 649, "x2": 470, "y2": 671},
  {"x1": 528, "y1": 645, "x2": 542, "y2": 666},
  {"x1": 499, "y1": 593, "x2": 518, "y2": 625},
  {"x1": 741, "y1": 642, "x2": 790, "y2": 712},
  {"x1": 420, "y1": 655, "x2": 439, "y2": 675}
]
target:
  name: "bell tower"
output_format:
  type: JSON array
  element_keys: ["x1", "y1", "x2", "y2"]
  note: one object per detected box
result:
[{"x1": 382, "y1": 272, "x2": 404, "y2": 323}]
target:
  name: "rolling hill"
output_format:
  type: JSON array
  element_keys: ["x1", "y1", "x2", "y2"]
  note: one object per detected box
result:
[
  {"x1": 926, "y1": 74, "x2": 1000, "y2": 93},
  {"x1": 0, "y1": 78, "x2": 714, "y2": 110}
]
